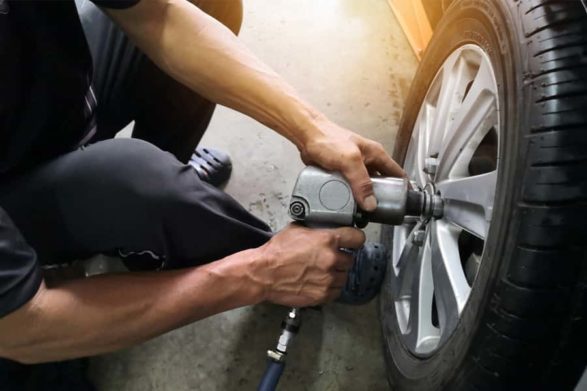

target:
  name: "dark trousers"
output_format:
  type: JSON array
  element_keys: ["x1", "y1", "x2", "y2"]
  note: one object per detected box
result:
[
  {"x1": 1, "y1": 0, "x2": 271, "y2": 269},
  {"x1": 0, "y1": 1, "x2": 271, "y2": 389}
]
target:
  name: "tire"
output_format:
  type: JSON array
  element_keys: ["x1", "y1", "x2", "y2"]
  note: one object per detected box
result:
[{"x1": 379, "y1": 0, "x2": 587, "y2": 390}]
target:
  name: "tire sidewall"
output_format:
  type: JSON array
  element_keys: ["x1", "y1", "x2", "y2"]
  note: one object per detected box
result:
[{"x1": 380, "y1": 0, "x2": 524, "y2": 388}]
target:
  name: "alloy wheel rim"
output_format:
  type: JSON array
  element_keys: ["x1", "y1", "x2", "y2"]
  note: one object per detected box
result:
[{"x1": 391, "y1": 44, "x2": 500, "y2": 356}]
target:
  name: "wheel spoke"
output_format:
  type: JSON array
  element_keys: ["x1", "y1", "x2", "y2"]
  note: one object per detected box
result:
[
  {"x1": 436, "y1": 171, "x2": 497, "y2": 239},
  {"x1": 392, "y1": 223, "x2": 414, "y2": 275},
  {"x1": 420, "y1": 103, "x2": 435, "y2": 181},
  {"x1": 437, "y1": 59, "x2": 498, "y2": 180},
  {"x1": 430, "y1": 220, "x2": 471, "y2": 336},
  {"x1": 392, "y1": 223, "x2": 424, "y2": 336},
  {"x1": 410, "y1": 115, "x2": 426, "y2": 186},
  {"x1": 393, "y1": 222, "x2": 425, "y2": 297},
  {"x1": 428, "y1": 53, "x2": 467, "y2": 157},
  {"x1": 404, "y1": 139, "x2": 418, "y2": 181},
  {"x1": 409, "y1": 102, "x2": 435, "y2": 187},
  {"x1": 404, "y1": 237, "x2": 439, "y2": 354}
]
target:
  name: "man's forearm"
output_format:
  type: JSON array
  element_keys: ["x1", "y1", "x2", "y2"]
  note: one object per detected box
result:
[
  {"x1": 0, "y1": 249, "x2": 264, "y2": 364},
  {"x1": 106, "y1": 0, "x2": 323, "y2": 150}
]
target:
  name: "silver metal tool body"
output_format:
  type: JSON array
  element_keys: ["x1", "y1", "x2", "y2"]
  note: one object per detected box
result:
[{"x1": 289, "y1": 166, "x2": 442, "y2": 227}]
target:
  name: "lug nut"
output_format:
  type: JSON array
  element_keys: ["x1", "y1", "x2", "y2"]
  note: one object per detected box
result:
[
  {"x1": 412, "y1": 230, "x2": 426, "y2": 246},
  {"x1": 431, "y1": 194, "x2": 444, "y2": 219},
  {"x1": 424, "y1": 157, "x2": 438, "y2": 176}
]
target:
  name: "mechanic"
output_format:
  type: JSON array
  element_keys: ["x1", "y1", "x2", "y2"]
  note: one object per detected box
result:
[{"x1": 0, "y1": 0, "x2": 403, "y2": 387}]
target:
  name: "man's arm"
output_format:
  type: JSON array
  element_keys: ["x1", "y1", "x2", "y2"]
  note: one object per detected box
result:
[
  {"x1": 0, "y1": 224, "x2": 363, "y2": 364},
  {"x1": 0, "y1": 252, "x2": 261, "y2": 364},
  {"x1": 103, "y1": 0, "x2": 404, "y2": 210}
]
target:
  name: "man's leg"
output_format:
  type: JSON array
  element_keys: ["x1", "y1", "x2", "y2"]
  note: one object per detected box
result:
[
  {"x1": 0, "y1": 138, "x2": 270, "y2": 389},
  {"x1": 0, "y1": 139, "x2": 271, "y2": 268},
  {"x1": 77, "y1": 0, "x2": 243, "y2": 163}
]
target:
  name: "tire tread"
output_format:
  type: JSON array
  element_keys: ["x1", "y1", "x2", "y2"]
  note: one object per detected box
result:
[{"x1": 476, "y1": 0, "x2": 587, "y2": 388}]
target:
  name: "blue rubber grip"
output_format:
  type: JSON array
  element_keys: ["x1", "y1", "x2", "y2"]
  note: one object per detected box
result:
[{"x1": 257, "y1": 360, "x2": 285, "y2": 391}]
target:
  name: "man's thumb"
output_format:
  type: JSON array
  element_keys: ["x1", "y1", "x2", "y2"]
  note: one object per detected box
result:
[
  {"x1": 352, "y1": 178, "x2": 377, "y2": 212},
  {"x1": 344, "y1": 165, "x2": 378, "y2": 212},
  {"x1": 363, "y1": 194, "x2": 377, "y2": 211}
]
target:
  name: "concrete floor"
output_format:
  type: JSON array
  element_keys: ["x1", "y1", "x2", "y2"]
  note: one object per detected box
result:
[{"x1": 89, "y1": 1, "x2": 417, "y2": 389}]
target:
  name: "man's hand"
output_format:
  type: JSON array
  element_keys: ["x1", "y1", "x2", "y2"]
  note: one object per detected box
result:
[
  {"x1": 300, "y1": 117, "x2": 405, "y2": 211},
  {"x1": 252, "y1": 224, "x2": 365, "y2": 307}
]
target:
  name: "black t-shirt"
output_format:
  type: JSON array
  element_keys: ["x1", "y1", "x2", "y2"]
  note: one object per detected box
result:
[{"x1": 0, "y1": 0, "x2": 139, "y2": 318}]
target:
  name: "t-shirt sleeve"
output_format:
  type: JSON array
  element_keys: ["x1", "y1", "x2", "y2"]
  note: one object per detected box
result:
[
  {"x1": 0, "y1": 207, "x2": 42, "y2": 318},
  {"x1": 90, "y1": 0, "x2": 141, "y2": 9}
]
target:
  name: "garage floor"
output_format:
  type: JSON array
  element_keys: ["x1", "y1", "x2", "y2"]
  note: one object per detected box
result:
[{"x1": 89, "y1": 0, "x2": 418, "y2": 389}]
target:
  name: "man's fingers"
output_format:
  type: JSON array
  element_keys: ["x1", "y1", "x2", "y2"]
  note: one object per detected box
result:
[
  {"x1": 371, "y1": 154, "x2": 405, "y2": 178},
  {"x1": 341, "y1": 158, "x2": 377, "y2": 211},
  {"x1": 334, "y1": 251, "x2": 354, "y2": 271},
  {"x1": 365, "y1": 142, "x2": 405, "y2": 177},
  {"x1": 332, "y1": 227, "x2": 366, "y2": 249}
]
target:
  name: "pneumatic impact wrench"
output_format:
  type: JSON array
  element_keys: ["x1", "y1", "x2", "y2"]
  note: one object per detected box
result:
[{"x1": 257, "y1": 166, "x2": 443, "y2": 391}]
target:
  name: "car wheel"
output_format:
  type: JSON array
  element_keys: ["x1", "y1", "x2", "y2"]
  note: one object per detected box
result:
[{"x1": 379, "y1": 0, "x2": 587, "y2": 389}]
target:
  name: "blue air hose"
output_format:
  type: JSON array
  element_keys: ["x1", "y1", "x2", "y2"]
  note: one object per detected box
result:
[{"x1": 257, "y1": 360, "x2": 285, "y2": 391}]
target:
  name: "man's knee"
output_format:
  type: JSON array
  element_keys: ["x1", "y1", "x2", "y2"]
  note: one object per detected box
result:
[
  {"x1": 81, "y1": 139, "x2": 193, "y2": 207},
  {"x1": 192, "y1": 0, "x2": 243, "y2": 35}
]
